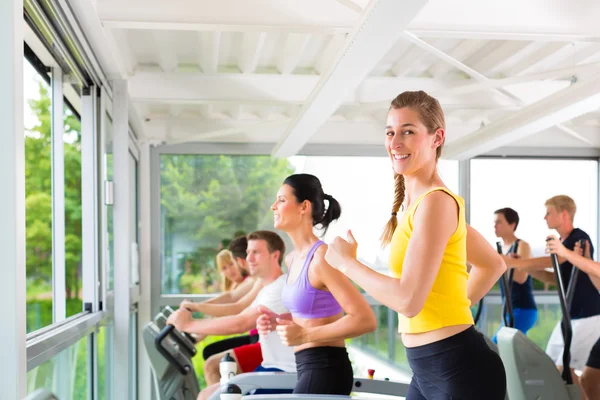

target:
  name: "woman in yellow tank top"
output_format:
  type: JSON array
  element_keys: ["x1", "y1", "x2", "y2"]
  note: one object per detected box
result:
[{"x1": 325, "y1": 91, "x2": 508, "y2": 399}]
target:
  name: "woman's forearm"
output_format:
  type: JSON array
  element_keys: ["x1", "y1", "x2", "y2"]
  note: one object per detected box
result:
[{"x1": 341, "y1": 258, "x2": 412, "y2": 316}]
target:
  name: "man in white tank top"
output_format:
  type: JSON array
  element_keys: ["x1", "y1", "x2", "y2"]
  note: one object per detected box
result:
[{"x1": 167, "y1": 231, "x2": 296, "y2": 400}]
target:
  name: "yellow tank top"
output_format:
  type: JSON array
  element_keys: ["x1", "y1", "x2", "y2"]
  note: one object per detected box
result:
[{"x1": 389, "y1": 187, "x2": 473, "y2": 334}]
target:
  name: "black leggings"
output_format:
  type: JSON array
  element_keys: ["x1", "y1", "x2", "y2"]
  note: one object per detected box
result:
[
  {"x1": 406, "y1": 326, "x2": 506, "y2": 400},
  {"x1": 202, "y1": 333, "x2": 259, "y2": 360},
  {"x1": 294, "y1": 346, "x2": 353, "y2": 395}
]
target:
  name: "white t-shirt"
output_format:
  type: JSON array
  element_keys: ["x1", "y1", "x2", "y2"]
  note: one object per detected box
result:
[{"x1": 250, "y1": 274, "x2": 296, "y2": 372}]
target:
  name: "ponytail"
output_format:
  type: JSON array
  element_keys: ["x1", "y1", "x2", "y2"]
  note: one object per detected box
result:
[
  {"x1": 320, "y1": 194, "x2": 342, "y2": 234},
  {"x1": 380, "y1": 174, "x2": 405, "y2": 246}
]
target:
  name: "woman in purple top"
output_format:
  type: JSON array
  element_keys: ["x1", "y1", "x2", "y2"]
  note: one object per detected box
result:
[{"x1": 257, "y1": 173, "x2": 377, "y2": 395}]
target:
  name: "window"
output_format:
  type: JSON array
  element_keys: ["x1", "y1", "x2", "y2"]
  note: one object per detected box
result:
[
  {"x1": 159, "y1": 154, "x2": 294, "y2": 294},
  {"x1": 64, "y1": 84, "x2": 83, "y2": 318},
  {"x1": 24, "y1": 56, "x2": 53, "y2": 332},
  {"x1": 27, "y1": 336, "x2": 89, "y2": 398},
  {"x1": 470, "y1": 158, "x2": 599, "y2": 261},
  {"x1": 159, "y1": 154, "x2": 462, "y2": 295}
]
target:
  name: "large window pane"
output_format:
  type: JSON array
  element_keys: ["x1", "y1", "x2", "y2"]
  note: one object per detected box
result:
[
  {"x1": 470, "y1": 158, "x2": 599, "y2": 263},
  {"x1": 24, "y1": 56, "x2": 53, "y2": 332},
  {"x1": 160, "y1": 154, "x2": 294, "y2": 294},
  {"x1": 64, "y1": 88, "x2": 83, "y2": 317},
  {"x1": 294, "y1": 156, "x2": 460, "y2": 272},
  {"x1": 27, "y1": 335, "x2": 89, "y2": 399},
  {"x1": 159, "y1": 154, "x2": 461, "y2": 294}
]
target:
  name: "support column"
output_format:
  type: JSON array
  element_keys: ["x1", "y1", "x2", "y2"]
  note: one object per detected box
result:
[
  {"x1": 0, "y1": 0, "x2": 26, "y2": 397},
  {"x1": 113, "y1": 79, "x2": 131, "y2": 399},
  {"x1": 138, "y1": 140, "x2": 152, "y2": 400},
  {"x1": 458, "y1": 159, "x2": 471, "y2": 224}
]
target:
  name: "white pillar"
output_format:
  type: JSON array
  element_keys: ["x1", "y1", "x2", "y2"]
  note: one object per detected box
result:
[
  {"x1": 458, "y1": 159, "x2": 471, "y2": 224},
  {"x1": 112, "y1": 79, "x2": 131, "y2": 399},
  {"x1": 138, "y1": 140, "x2": 152, "y2": 400},
  {"x1": 0, "y1": 0, "x2": 26, "y2": 397}
]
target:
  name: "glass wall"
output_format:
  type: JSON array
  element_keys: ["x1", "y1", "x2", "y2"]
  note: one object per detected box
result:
[
  {"x1": 159, "y1": 154, "x2": 461, "y2": 294},
  {"x1": 27, "y1": 336, "x2": 89, "y2": 399},
  {"x1": 64, "y1": 87, "x2": 83, "y2": 318},
  {"x1": 470, "y1": 158, "x2": 599, "y2": 260},
  {"x1": 24, "y1": 56, "x2": 54, "y2": 332}
]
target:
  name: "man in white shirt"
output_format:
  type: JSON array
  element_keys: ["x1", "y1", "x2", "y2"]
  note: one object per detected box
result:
[{"x1": 167, "y1": 230, "x2": 295, "y2": 399}]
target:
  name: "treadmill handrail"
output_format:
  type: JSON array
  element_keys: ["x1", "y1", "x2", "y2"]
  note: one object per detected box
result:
[
  {"x1": 496, "y1": 242, "x2": 515, "y2": 328},
  {"x1": 564, "y1": 239, "x2": 584, "y2": 311},
  {"x1": 155, "y1": 314, "x2": 197, "y2": 357},
  {"x1": 473, "y1": 298, "x2": 484, "y2": 325},
  {"x1": 155, "y1": 324, "x2": 192, "y2": 376},
  {"x1": 550, "y1": 252, "x2": 574, "y2": 385}
]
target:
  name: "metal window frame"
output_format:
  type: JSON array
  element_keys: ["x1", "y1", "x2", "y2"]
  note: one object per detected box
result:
[
  {"x1": 1, "y1": 1, "x2": 27, "y2": 397},
  {"x1": 27, "y1": 312, "x2": 104, "y2": 371},
  {"x1": 51, "y1": 67, "x2": 67, "y2": 323},
  {"x1": 112, "y1": 79, "x2": 132, "y2": 400}
]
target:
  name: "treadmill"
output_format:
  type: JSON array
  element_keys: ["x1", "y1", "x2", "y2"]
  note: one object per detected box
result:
[
  {"x1": 496, "y1": 249, "x2": 581, "y2": 399},
  {"x1": 142, "y1": 315, "x2": 201, "y2": 400}
]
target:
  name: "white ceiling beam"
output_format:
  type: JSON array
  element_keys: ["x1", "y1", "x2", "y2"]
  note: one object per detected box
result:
[
  {"x1": 314, "y1": 34, "x2": 347, "y2": 75},
  {"x1": 103, "y1": 27, "x2": 136, "y2": 77},
  {"x1": 432, "y1": 62, "x2": 600, "y2": 98},
  {"x1": 443, "y1": 73, "x2": 600, "y2": 160},
  {"x1": 147, "y1": 119, "x2": 290, "y2": 144},
  {"x1": 399, "y1": 31, "x2": 518, "y2": 105},
  {"x1": 555, "y1": 124, "x2": 595, "y2": 146},
  {"x1": 407, "y1": 0, "x2": 600, "y2": 42},
  {"x1": 408, "y1": 30, "x2": 600, "y2": 42},
  {"x1": 272, "y1": 0, "x2": 429, "y2": 157},
  {"x1": 470, "y1": 41, "x2": 531, "y2": 77},
  {"x1": 508, "y1": 42, "x2": 572, "y2": 76},
  {"x1": 97, "y1": 0, "x2": 358, "y2": 34},
  {"x1": 335, "y1": 0, "x2": 363, "y2": 14},
  {"x1": 554, "y1": 43, "x2": 600, "y2": 69},
  {"x1": 128, "y1": 72, "x2": 457, "y2": 105},
  {"x1": 485, "y1": 42, "x2": 546, "y2": 77},
  {"x1": 145, "y1": 116, "x2": 484, "y2": 146},
  {"x1": 277, "y1": 34, "x2": 312, "y2": 75},
  {"x1": 197, "y1": 32, "x2": 221, "y2": 74},
  {"x1": 152, "y1": 31, "x2": 178, "y2": 72},
  {"x1": 430, "y1": 40, "x2": 488, "y2": 77},
  {"x1": 238, "y1": 33, "x2": 267, "y2": 74},
  {"x1": 390, "y1": 44, "x2": 432, "y2": 77}
]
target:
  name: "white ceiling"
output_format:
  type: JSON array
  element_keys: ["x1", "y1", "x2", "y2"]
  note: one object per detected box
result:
[{"x1": 69, "y1": 0, "x2": 600, "y2": 158}]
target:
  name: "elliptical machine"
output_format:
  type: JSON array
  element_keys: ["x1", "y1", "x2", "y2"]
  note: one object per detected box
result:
[{"x1": 496, "y1": 242, "x2": 582, "y2": 399}]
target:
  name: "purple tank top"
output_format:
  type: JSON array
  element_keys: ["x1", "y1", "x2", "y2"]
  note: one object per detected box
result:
[{"x1": 281, "y1": 240, "x2": 343, "y2": 319}]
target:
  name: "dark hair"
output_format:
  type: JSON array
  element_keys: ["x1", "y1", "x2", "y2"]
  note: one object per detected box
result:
[
  {"x1": 247, "y1": 230, "x2": 285, "y2": 265},
  {"x1": 495, "y1": 207, "x2": 520, "y2": 231},
  {"x1": 228, "y1": 235, "x2": 248, "y2": 260},
  {"x1": 283, "y1": 173, "x2": 341, "y2": 233},
  {"x1": 381, "y1": 91, "x2": 445, "y2": 247}
]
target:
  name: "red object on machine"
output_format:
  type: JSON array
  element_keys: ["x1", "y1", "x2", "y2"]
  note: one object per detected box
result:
[{"x1": 367, "y1": 369, "x2": 375, "y2": 379}]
